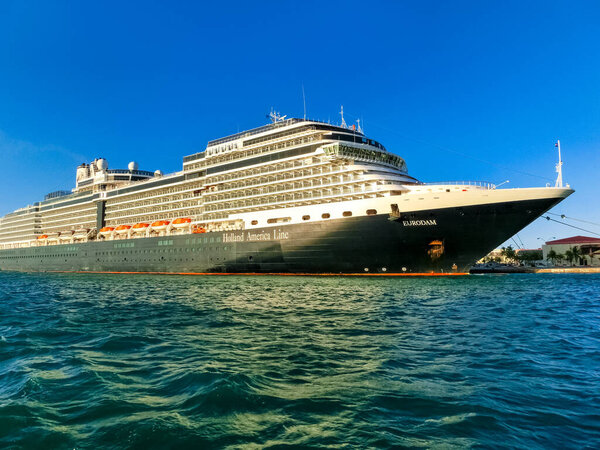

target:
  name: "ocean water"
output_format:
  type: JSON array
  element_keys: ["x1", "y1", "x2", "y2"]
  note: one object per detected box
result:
[{"x1": 0, "y1": 272, "x2": 599, "y2": 449}]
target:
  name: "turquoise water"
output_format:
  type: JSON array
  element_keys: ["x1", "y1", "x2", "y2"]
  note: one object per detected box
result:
[{"x1": 0, "y1": 273, "x2": 599, "y2": 449}]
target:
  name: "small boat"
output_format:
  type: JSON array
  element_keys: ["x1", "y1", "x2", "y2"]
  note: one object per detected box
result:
[
  {"x1": 37, "y1": 234, "x2": 49, "y2": 240},
  {"x1": 44, "y1": 232, "x2": 61, "y2": 243},
  {"x1": 192, "y1": 225, "x2": 206, "y2": 234},
  {"x1": 72, "y1": 229, "x2": 90, "y2": 239},
  {"x1": 172, "y1": 218, "x2": 191, "y2": 229},
  {"x1": 114, "y1": 225, "x2": 131, "y2": 235},
  {"x1": 99, "y1": 227, "x2": 115, "y2": 237},
  {"x1": 150, "y1": 220, "x2": 170, "y2": 231},
  {"x1": 131, "y1": 223, "x2": 150, "y2": 233},
  {"x1": 59, "y1": 231, "x2": 74, "y2": 241}
]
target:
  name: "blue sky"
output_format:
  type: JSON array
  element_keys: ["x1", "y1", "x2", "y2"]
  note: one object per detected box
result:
[{"x1": 1, "y1": 0, "x2": 599, "y2": 247}]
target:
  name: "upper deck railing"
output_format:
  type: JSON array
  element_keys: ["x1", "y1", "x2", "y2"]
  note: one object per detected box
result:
[{"x1": 424, "y1": 181, "x2": 496, "y2": 189}]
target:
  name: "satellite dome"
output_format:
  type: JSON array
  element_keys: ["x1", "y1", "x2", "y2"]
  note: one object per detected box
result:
[
  {"x1": 128, "y1": 161, "x2": 139, "y2": 171},
  {"x1": 96, "y1": 158, "x2": 108, "y2": 170},
  {"x1": 154, "y1": 170, "x2": 163, "y2": 177}
]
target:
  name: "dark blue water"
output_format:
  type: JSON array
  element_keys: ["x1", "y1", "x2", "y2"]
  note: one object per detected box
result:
[{"x1": 1, "y1": 273, "x2": 599, "y2": 449}]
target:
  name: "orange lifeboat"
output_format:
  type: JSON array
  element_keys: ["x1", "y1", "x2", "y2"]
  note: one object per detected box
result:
[
  {"x1": 115, "y1": 224, "x2": 132, "y2": 235},
  {"x1": 150, "y1": 220, "x2": 170, "y2": 231},
  {"x1": 172, "y1": 217, "x2": 191, "y2": 229},
  {"x1": 37, "y1": 234, "x2": 49, "y2": 240},
  {"x1": 99, "y1": 227, "x2": 114, "y2": 237},
  {"x1": 192, "y1": 225, "x2": 206, "y2": 234},
  {"x1": 132, "y1": 223, "x2": 150, "y2": 233}
]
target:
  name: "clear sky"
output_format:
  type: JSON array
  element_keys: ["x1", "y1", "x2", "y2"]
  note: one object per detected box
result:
[{"x1": 1, "y1": 0, "x2": 599, "y2": 248}]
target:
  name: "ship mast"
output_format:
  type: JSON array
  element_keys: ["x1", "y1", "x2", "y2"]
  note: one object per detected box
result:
[
  {"x1": 340, "y1": 105, "x2": 347, "y2": 128},
  {"x1": 555, "y1": 140, "x2": 563, "y2": 188}
]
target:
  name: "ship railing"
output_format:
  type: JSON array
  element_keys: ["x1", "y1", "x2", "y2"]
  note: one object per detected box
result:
[{"x1": 424, "y1": 181, "x2": 496, "y2": 190}]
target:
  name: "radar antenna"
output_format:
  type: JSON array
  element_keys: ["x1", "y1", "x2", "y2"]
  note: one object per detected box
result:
[
  {"x1": 356, "y1": 119, "x2": 363, "y2": 134},
  {"x1": 340, "y1": 105, "x2": 347, "y2": 128},
  {"x1": 268, "y1": 108, "x2": 287, "y2": 123}
]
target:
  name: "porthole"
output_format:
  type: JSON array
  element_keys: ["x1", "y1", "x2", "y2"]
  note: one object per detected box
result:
[
  {"x1": 251, "y1": 220, "x2": 258, "y2": 225},
  {"x1": 322, "y1": 213, "x2": 330, "y2": 219},
  {"x1": 302, "y1": 215, "x2": 310, "y2": 221},
  {"x1": 366, "y1": 209, "x2": 377, "y2": 216},
  {"x1": 343, "y1": 211, "x2": 352, "y2": 217}
]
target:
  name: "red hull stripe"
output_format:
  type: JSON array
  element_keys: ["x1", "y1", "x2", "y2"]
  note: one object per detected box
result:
[{"x1": 46, "y1": 270, "x2": 469, "y2": 277}]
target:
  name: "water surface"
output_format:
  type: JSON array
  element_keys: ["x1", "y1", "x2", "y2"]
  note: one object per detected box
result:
[{"x1": 1, "y1": 273, "x2": 599, "y2": 448}]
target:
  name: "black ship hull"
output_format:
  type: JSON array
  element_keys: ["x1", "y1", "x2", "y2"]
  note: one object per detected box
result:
[{"x1": 0, "y1": 196, "x2": 563, "y2": 274}]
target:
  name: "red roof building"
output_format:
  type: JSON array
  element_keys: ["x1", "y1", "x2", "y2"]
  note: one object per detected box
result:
[
  {"x1": 546, "y1": 235, "x2": 600, "y2": 245},
  {"x1": 542, "y1": 236, "x2": 600, "y2": 267}
]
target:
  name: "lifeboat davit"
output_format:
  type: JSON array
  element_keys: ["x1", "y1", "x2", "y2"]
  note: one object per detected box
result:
[
  {"x1": 172, "y1": 218, "x2": 191, "y2": 229},
  {"x1": 150, "y1": 220, "x2": 170, "y2": 231},
  {"x1": 132, "y1": 223, "x2": 150, "y2": 233},
  {"x1": 114, "y1": 225, "x2": 131, "y2": 235},
  {"x1": 99, "y1": 227, "x2": 115, "y2": 237}
]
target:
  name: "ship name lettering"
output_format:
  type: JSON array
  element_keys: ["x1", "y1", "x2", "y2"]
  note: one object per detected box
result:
[
  {"x1": 273, "y1": 230, "x2": 289, "y2": 240},
  {"x1": 223, "y1": 232, "x2": 244, "y2": 243},
  {"x1": 402, "y1": 219, "x2": 437, "y2": 226},
  {"x1": 246, "y1": 231, "x2": 271, "y2": 241}
]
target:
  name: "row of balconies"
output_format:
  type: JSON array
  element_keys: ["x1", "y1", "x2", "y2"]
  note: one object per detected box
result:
[
  {"x1": 204, "y1": 184, "x2": 386, "y2": 214},
  {"x1": 204, "y1": 156, "x2": 328, "y2": 187},
  {"x1": 106, "y1": 181, "x2": 205, "y2": 208},
  {"x1": 203, "y1": 174, "x2": 371, "y2": 205},
  {"x1": 105, "y1": 202, "x2": 202, "y2": 222},
  {"x1": 199, "y1": 132, "x2": 318, "y2": 169},
  {"x1": 202, "y1": 191, "x2": 385, "y2": 219}
]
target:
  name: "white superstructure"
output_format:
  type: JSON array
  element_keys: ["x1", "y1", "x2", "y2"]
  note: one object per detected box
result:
[{"x1": 0, "y1": 117, "x2": 570, "y2": 250}]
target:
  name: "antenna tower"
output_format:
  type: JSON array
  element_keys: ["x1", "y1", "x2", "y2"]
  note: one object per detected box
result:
[{"x1": 302, "y1": 84, "x2": 307, "y2": 120}]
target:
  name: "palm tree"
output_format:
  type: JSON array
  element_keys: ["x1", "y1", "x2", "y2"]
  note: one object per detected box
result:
[
  {"x1": 546, "y1": 249, "x2": 558, "y2": 266},
  {"x1": 571, "y1": 246, "x2": 582, "y2": 266},
  {"x1": 555, "y1": 252, "x2": 565, "y2": 266},
  {"x1": 501, "y1": 246, "x2": 517, "y2": 265},
  {"x1": 565, "y1": 249, "x2": 574, "y2": 266}
]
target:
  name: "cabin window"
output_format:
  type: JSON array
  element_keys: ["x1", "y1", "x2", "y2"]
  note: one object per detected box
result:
[
  {"x1": 366, "y1": 209, "x2": 377, "y2": 216},
  {"x1": 251, "y1": 220, "x2": 258, "y2": 225},
  {"x1": 267, "y1": 217, "x2": 291, "y2": 224},
  {"x1": 302, "y1": 215, "x2": 310, "y2": 221},
  {"x1": 322, "y1": 213, "x2": 330, "y2": 219},
  {"x1": 343, "y1": 211, "x2": 352, "y2": 217}
]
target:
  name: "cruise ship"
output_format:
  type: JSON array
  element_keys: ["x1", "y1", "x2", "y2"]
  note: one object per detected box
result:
[{"x1": 0, "y1": 114, "x2": 573, "y2": 274}]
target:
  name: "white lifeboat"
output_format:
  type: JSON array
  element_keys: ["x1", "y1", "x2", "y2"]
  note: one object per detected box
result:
[
  {"x1": 172, "y1": 218, "x2": 191, "y2": 229},
  {"x1": 72, "y1": 229, "x2": 90, "y2": 239},
  {"x1": 59, "y1": 231, "x2": 74, "y2": 241},
  {"x1": 46, "y1": 232, "x2": 60, "y2": 243}
]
